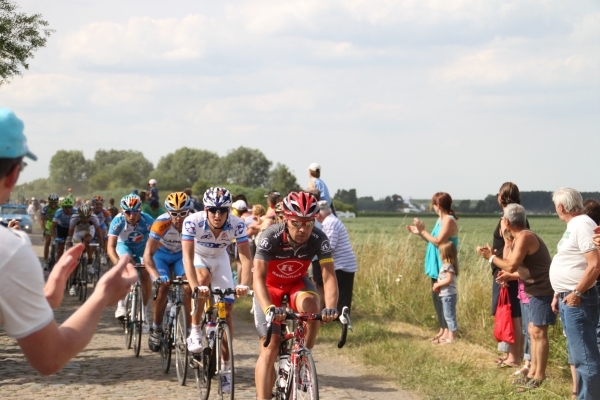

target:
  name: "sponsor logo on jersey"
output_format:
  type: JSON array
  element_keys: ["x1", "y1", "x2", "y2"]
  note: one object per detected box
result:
[
  {"x1": 128, "y1": 231, "x2": 145, "y2": 243},
  {"x1": 259, "y1": 238, "x2": 271, "y2": 250},
  {"x1": 236, "y1": 222, "x2": 245, "y2": 235},
  {"x1": 275, "y1": 260, "x2": 304, "y2": 276},
  {"x1": 200, "y1": 234, "x2": 212, "y2": 239},
  {"x1": 184, "y1": 221, "x2": 196, "y2": 234},
  {"x1": 220, "y1": 233, "x2": 228, "y2": 239},
  {"x1": 320, "y1": 240, "x2": 331, "y2": 252}
]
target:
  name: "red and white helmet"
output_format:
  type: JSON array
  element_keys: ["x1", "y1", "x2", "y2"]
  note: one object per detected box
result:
[{"x1": 282, "y1": 191, "x2": 320, "y2": 218}]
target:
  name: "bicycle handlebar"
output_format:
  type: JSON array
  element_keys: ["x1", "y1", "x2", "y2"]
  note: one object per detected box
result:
[
  {"x1": 263, "y1": 306, "x2": 353, "y2": 349},
  {"x1": 190, "y1": 286, "x2": 237, "y2": 316},
  {"x1": 152, "y1": 277, "x2": 189, "y2": 300}
]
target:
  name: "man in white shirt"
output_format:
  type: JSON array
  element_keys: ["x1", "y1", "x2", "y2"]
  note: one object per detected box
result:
[
  {"x1": 315, "y1": 200, "x2": 358, "y2": 315},
  {"x1": 549, "y1": 188, "x2": 600, "y2": 400},
  {"x1": 0, "y1": 108, "x2": 138, "y2": 375}
]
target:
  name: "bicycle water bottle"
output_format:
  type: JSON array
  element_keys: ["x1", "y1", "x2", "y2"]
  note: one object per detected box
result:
[
  {"x1": 278, "y1": 354, "x2": 291, "y2": 388},
  {"x1": 207, "y1": 321, "x2": 216, "y2": 347},
  {"x1": 169, "y1": 303, "x2": 176, "y2": 321},
  {"x1": 166, "y1": 301, "x2": 174, "y2": 324}
]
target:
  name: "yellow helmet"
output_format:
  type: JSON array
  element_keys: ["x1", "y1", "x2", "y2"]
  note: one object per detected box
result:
[{"x1": 164, "y1": 192, "x2": 191, "y2": 211}]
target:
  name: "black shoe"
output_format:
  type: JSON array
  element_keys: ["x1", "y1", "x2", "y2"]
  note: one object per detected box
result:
[{"x1": 148, "y1": 329, "x2": 161, "y2": 352}]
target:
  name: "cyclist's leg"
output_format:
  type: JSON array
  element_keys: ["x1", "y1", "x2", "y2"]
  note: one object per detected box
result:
[
  {"x1": 152, "y1": 250, "x2": 172, "y2": 327},
  {"x1": 43, "y1": 224, "x2": 51, "y2": 261},
  {"x1": 211, "y1": 252, "x2": 236, "y2": 337},
  {"x1": 187, "y1": 253, "x2": 213, "y2": 352},
  {"x1": 85, "y1": 227, "x2": 95, "y2": 261},
  {"x1": 254, "y1": 286, "x2": 284, "y2": 399},
  {"x1": 115, "y1": 243, "x2": 137, "y2": 318},
  {"x1": 56, "y1": 226, "x2": 69, "y2": 260},
  {"x1": 290, "y1": 276, "x2": 321, "y2": 349}
]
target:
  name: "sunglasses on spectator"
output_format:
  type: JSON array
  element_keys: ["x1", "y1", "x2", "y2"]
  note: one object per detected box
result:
[
  {"x1": 289, "y1": 219, "x2": 315, "y2": 228},
  {"x1": 125, "y1": 210, "x2": 140, "y2": 215},
  {"x1": 169, "y1": 210, "x2": 189, "y2": 218},
  {"x1": 207, "y1": 207, "x2": 229, "y2": 214}
]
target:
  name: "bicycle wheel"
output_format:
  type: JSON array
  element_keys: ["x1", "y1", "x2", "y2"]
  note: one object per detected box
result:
[
  {"x1": 160, "y1": 306, "x2": 172, "y2": 373},
  {"x1": 175, "y1": 305, "x2": 188, "y2": 385},
  {"x1": 194, "y1": 327, "x2": 213, "y2": 400},
  {"x1": 124, "y1": 294, "x2": 133, "y2": 349},
  {"x1": 92, "y1": 252, "x2": 101, "y2": 288},
  {"x1": 133, "y1": 286, "x2": 143, "y2": 357},
  {"x1": 216, "y1": 324, "x2": 234, "y2": 400},
  {"x1": 78, "y1": 256, "x2": 88, "y2": 303},
  {"x1": 292, "y1": 350, "x2": 319, "y2": 400}
]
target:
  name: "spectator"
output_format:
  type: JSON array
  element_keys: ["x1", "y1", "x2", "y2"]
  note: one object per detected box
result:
[
  {"x1": 583, "y1": 199, "x2": 600, "y2": 350},
  {"x1": 406, "y1": 192, "x2": 459, "y2": 344},
  {"x1": 0, "y1": 107, "x2": 137, "y2": 375},
  {"x1": 144, "y1": 199, "x2": 165, "y2": 219},
  {"x1": 183, "y1": 187, "x2": 200, "y2": 212},
  {"x1": 307, "y1": 163, "x2": 332, "y2": 207},
  {"x1": 477, "y1": 182, "x2": 525, "y2": 367},
  {"x1": 265, "y1": 190, "x2": 281, "y2": 218},
  {"x1": 549, "y1": 188, "x2": 600, "y2": 400},
  {"x1": 232, "y1": 199, "x2": 248, "y2": 218},
  {"x1": 316, "y1": 200, "x2": 358, "y2": 316},
  {"x1": 148, "y1": 179, "x2": 159, "y2": 202},
  {"x1": 478, "y1": 204, "x2": 555, "y2": 390},
  {"x1": 107, "y1": 198, "x2": 118, "y2": 219},
  {"x1": 139, "y1": 190, "x2": 148, "y2": 205}
]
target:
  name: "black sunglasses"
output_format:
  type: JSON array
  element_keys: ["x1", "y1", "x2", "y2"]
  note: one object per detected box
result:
[
  {"x1": 207, "y1": 207, "x2": 229, "y2": 214},
  {"x1": 125, "y1": 210, "x2": 140, "y2": 215}
]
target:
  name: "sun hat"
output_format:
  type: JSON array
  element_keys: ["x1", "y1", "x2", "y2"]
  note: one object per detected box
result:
[
  {"x1": 0, "y1": 108, "x2": 37, "y2": 160},
  {"x1": 148, "y1": 179, "x2": 157, "y2": 185},
  {"x1": 308, "y1": 163, "x2": 320, "y2": 171},
  {"x1": 232, "y1": 199, "x2": 247, "y2": 211}
]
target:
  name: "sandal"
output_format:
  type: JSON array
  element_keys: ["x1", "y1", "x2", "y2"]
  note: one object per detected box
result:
[
  {"x1": 494, "y1": 356, "x2": 507, "y2": 364},
  {"x1": 571, "y1": 391, "x2": 577, "y2": 400},
  {"x1": 438, "y1": 338, "x2": 455, "y2": 345},
  {"x1": 512, "y1": 375, "x2": 531, "y2": 385},
  {"x1": 513, "y1": 366, "x2": 530, "y2": 376},
  {"x1": 429, "y1": 334, "x2": 443, "y2": 343},
  {"x1": 498, "y1": 361, "x2": 519, "y2": 368},
  {"x1": 517, "y1": 378, "x2": 543, "y2": 392}
]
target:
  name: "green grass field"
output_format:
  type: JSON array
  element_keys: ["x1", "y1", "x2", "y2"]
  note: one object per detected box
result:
[{"x1": 316, "y1": 215, "x2": 575, "y2": 399}]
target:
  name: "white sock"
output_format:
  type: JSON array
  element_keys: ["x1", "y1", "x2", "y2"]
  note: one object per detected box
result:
[
  {"x1": 223, "y1": 360, "x2": 230, "y2": 372},
  {"x1": 118, "y1": 299, "x2": 124, "y2": 308}
]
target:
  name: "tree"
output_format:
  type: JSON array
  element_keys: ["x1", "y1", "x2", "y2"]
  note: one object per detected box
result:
[
  {"x1": 456, "y1": 199, "x2": 471, "y2": 213},
  {"x1": 153, "y1": 147, "x2": 220, "y2": 189},
  {"x1": 87, "y1": 149, "x2": 154, "y2": 190},
  {"x1": 0, "y1": 0, "x2": 53, "y2": 85},
  {"x1": 268, "y1": 163, "x2": 300, "y2": 196},
  {"x1": 219, "y1": 147, "x2": 272, "y2": 188},
  {"x1": 49, "y1": 150, "x2": 89, "y2": 193},
  {"x1": 334, "y1": 189, "x2": 357, "y2": 208}
]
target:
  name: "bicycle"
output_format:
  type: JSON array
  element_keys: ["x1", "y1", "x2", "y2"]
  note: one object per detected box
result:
[
  {"x1": 88, "y1": 242, "x2": 101, "y2": 288},
  {"x1": 264, "y1": 305, "x2": 353, "y2": 400},
  {"x1": 47, "y1": 237, "x2": 63, "y2": 271},
  {"x1": 191, "y1": 287, "x2": 237, "y2": 400},
  {"x1": 153, "y1": 277, "x2": 189, "y2": 385},
  {"x1": 123, "y1": 263, "x2": 146, "y2": 357}
]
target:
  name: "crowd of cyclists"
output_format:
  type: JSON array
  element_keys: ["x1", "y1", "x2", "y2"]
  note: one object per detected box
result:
[{"x1": 40, "y1": 186, "x2": 339, "y2": 399}]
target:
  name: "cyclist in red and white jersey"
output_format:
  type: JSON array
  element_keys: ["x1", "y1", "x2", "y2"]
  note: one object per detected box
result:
[{"x1": 253, "y1": 191, "x2": 339, "y2": 400}]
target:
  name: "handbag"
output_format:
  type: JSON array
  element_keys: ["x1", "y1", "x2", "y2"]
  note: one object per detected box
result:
[{"x1": 494, "y1": 286, "x2": 515, "y2": 343}]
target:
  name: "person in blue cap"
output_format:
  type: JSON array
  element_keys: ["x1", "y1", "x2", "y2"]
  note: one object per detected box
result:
[{"x1": 0, "y1": 108, "x2": 138, "y2": 375}]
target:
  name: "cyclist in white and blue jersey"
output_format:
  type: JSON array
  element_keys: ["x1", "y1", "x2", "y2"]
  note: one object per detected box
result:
[
  {"x1": 51, "y1": 197, "x2": 76, "y2": 262},
  {"x1": 143, "y1": 192, "x2": 193, "y2": 352},
  {"x1": 92, "y1": 195, "x2": 112, "y2": 244},
  {"x1": 182, "y1": 187, "x2": 252, "y2": 393},
  {"x1": 108, "y1": 194, "x2": 154, "y2": 328}
]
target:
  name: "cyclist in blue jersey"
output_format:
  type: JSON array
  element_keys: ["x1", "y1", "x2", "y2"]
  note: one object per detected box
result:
[
  {"x1": 144, "y1": 192, "x2": 193, "y2": 352},
  {"x1": 108, "y1": 194, "x2": 154, "y2": 330},
  {"x1": 51, "y1": 197, "x2": 76, "y2": 262},
  {"x1": 92, "y1": 195, "x2": 112, "y2": 245}
]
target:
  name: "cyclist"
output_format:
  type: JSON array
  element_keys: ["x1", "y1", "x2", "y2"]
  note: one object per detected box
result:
[
  {"x1": 91, "y1": 195, "x2": 112, "y2": 247},
  {"x1": 108, "y1": 194, "x2": 154, "y2": 331},
  {"x1": 252, "y1": 191, "x2": 339, "y2": 400},
  {"x1": 40, "y1": 193, "x2": 60, "y2": 270},
  {"x1": 66, "y1": 204, "x2": 104, "y2": 295},
  {"x1": 51, "y1": 197, "x2": 76, "y2": 263},
  {"x1": 143, "y1": 192, "x2": 193, "y2": 352},
  {"x1": 181, "y1": 187, "x2": 251, "y2": 394}
]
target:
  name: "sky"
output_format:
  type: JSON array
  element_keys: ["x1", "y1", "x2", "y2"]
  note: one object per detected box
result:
[{"x1": 2, "y1": 0, "x2": 599, "y2": 200}]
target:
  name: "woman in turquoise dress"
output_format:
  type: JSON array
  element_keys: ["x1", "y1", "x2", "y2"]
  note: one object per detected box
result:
[{"x1": 406, "y1": 192, "x2": 459, "y2": 343}]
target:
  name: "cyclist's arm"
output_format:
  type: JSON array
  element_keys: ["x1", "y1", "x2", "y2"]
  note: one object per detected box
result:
[
  {"x1": 319, "y1": 259, "x2": 339, "y2": 311},
  {"x1": 182, "y1": 239, "x2": 198, "y2": 289},
  {"x1": 143, "y1": 237, "x2": 162, "y2": 280},
  {"x1": 107, "y1": 235, "x2": 119, "y2": 265},
  {"x1": 252, "y1": 258, "x2": 273, "y2": 312},
  {"x1": 16, "y1": 256, "x2": 137, "y2": 375},
  {"x1": 67, "y1": 226, "x2": 74, "y2": 238},
  {"x1": 40, "y1": 214, "x2": 46, "y2": 231},
  {"x1": 51, "y1": 221, "x2": 58, "y2": 239},
  {"x1": 237, "y1": 241, "x2": 252, "y2": 287},
  {"x1": 93, "y1": 222, "x2": 104, "y2": 247}
]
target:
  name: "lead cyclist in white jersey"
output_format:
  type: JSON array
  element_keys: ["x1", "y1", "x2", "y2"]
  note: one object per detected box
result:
[{"x1": 181, "y1": 187, "x2": 252, "y2": 394}]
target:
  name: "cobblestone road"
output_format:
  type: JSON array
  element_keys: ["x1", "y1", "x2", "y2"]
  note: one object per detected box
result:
[{"x1": 0, "y1": 234, "x2": 415, "y2": 399}]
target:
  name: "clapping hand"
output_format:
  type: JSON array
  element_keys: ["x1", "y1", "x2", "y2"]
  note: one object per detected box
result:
[
  {"x1": 406, "y1": 218, "x2": 425, "y2": 235},
  {"x1": 593, "y1": 226, "x2": 600, "y2": 248},
  {"x1": 44, "y1": 244, "x2": 85, "y2": 309}
]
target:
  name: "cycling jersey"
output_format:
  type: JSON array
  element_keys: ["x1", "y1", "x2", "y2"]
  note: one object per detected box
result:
[
  {"x1": 93, "y1": 208, "x2": 112, "y2": 228},
  {"x1": 53, "y1": 209, "x2": 76, "y2": 228},
  {"x1": 41, "y1": 205, "x2": 59, "y2": 221},
  {"x1": 70, "y1": 214, "x2": 100, "y2": 230},
  {"x1": 254, "y1": 223, "x2": 333, "y2": 286},
  {"x1": 108, "y1": 212, "x2": 154, "y2": 250},
  {"x1": 149, "y1": 212, "x2": 182, "y2": 254},
  {"x1": 181, "y1": 211, "x2": 248, "y2": 257}
]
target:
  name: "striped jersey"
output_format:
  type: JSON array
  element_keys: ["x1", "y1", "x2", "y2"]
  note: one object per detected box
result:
[{"x1": 320, "y1": 214, "x2": 358, "y2": 273}]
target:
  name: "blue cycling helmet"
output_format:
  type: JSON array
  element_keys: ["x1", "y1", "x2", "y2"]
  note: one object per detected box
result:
[
  {"x1": 120, "y1": 194, "x2": 142, "y2": 211},
  {"x1": 164, "y1": 192, "x2": 192, "y2": 211},
  {"x1": 203, "y1": 187, "x2": 232, "y2": 208}
]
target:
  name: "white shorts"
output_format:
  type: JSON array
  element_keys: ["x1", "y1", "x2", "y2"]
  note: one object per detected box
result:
[
  {"x1": 194, "y1": 251, "x2": 235, "y2": 303},
  {"x1": 73, "y1": 226, "x2": 95, "y2": 244}
]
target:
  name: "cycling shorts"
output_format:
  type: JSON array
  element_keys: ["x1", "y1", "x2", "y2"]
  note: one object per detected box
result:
[
  {"x1": 194, "y1": 251, "x2": 235, "y2": 303},
  {"x1": 56, "y1": 226, "x2": 69, "y2": 240},
  {"x1": 116, "y1": 242, "x2": 145, "y2": 264},
  {"x1": 253, "y1": 275, "x2": 318, "y2": 338},
  {"x1": 44, "y1": 221, "x2": 53, "y2": 236},
  {"x1": 100, "y1": 222, "x2": 107, "y2": 231},
  {"x1": 73, "y1": 226, "x2": 95, "y2": 244},
  {"x1": 154, "y1": 249, "x2": 185, "y2": 278}
]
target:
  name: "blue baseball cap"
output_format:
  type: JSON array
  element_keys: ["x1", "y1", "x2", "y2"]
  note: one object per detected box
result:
[{"x1": 0, "y1": 108, "x2": 37, "y2": 161}]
